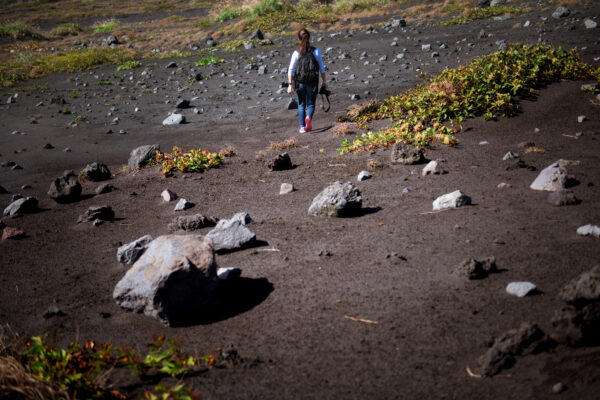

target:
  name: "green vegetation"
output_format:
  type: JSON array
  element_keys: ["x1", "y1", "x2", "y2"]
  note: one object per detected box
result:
[
  {"x1": 194, "y1": 54, "x2": 224, "y2": 66},
  {"x1": 15, "y1": 82, "x2": 49, "y2": 92},
  {"x1": 217, "y1": 7, "x2": 244, "y2": 22},
  {"x1": 0, "y1": 22, "x2": 46, "y2": 41},
  {"x1": 2, "y1": 334, "x2": 210, "y2": 400},
  {"x1": 333, "y1": 0, "x2": 387, "y2": 14},
  {"x1": 48, "y1": 22, "x2": 82, "y2": 37},
  {"x1": 93, "y1": 19, "x2": 118, "y2": 33},
  {"x1": 154, "y1": 51, "x2": 194, "y2": 59},
  {"x1": 338, "y1": 44, "x2": 600, "y2": 154},
  {"x1": 144, "y1": 3, "x2": 175, "y2": 12},
  {"x1": 155, "y1": 147, "x2": 223, "y2": 176},
  {"x1": 68, "y1": 90, "x2": 80, "y2": 98},
  {"x1": 72, "y1": 114, "x2": 86, "y2": 121},
  {"x1": 95, "y1": 80, "x2": 112, "y2": 85},
  {"x1": 440, "y1": 5, "x2": 525, "y2": 26}
]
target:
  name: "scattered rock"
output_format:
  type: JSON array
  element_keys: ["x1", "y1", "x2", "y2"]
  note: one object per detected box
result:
[
  {"x1": 2, "y1": 227, "x2": 25, "y2": 240},
  {"x1": 95, "y1": 183, "x2": 115, "y2": 195},
  {"x1": 165, "y1": 62, "x2": 178, "y2": 69},
  {"x1": 308, "y1": 181, "x2": 362, "y2": 217},
  {"x1": 0, "y1": 185, "x2": 9, "y2": 194},
  {"x1": 162, "y1": 113, "x2": 185, "y2": 125},
  {"x1": 357, "y1": 170, "x2": 372, "y2": 181},
  {"x1": 547, "y1": 189, "x2": 579, "y2": 206},
  {"x1": 584, "y1": 18, "x2": 597, "y2": 29},
  {"x1": 432, "y1": 190, "x2": 471, "y2": 211},
  {"x1": 455, "y1": 257, "x2": 497, "y2": 280},
  {"x1": 490, "y1": 0, "x2": 506, "y2": 6},
  {"x1": 77, "y1": 205, "x2": 114, "y2": 223},
  {"x1": 421, "y1": 160, "x2": 445, "y2": 176},
  {"x1": 280, "y1": 183, "x2": 294, "y2": 194},
  {"x1": 576, "y1": 224, "x2": 600, "y2": 238},
  {"x1": 104, "y1": 35, "x2": 119, "y2": 46},
  {"x1": 117, "y1": 235, "x2": 154, "y2": 265},
  {"x1": 230, "y1": 212, "x2": 252, "y2": 225},
  {"x1": 206, "y1": 217, "x2": 256, "y2": 251},
  {"x1": 502, "y1": 151, "x2": 519, "y2": 160},
  {"x1": 175, "y1": 99, "x2": 190, "y2": 109},
  {"x1": 530, "y1": 162, "x2": 567, "y2": 191},
  {"x1": 82, "y1": 162, "x2": 111, "y2": 181},
  {"x1": 268, "y1": 153, "x2": 293, "y2": 171},
  {"x1": 577, "y1": 115, "x2": 587, "y2": 123},
  {"x1": 174, "y1": 198, "x2": 193, "y2": 211},
  {"x1": 161, "y1": 189, "x2": 178, "y2": 202},
  {"x1": 552, "y1": 383, "x2": 566, "y2": 394},
  {"x1": 249, "y1": 29, "x2": 264, "y2": 40},
  {"x1": 476, "y1": 322, "x2": 552, "y2": 376},
  {"x1": 217, "y1": 267, "x2": 242, "y2": 280},
  {"x1": 497, "y1": 182, "x2": 512, "y2": 189},
  {"x1": 47, "y1": 171, "x2": 81, "y2": 203},
  {"x1": 559, "y1": 265, "x2": 600, "y2": 306},
  {"x1": 287, "y1": 98, "x2": 298, "y2": 110},
  {"x1": 113, "y1": 234, "x2": 218, "y2": 326},
  {"x1": 168, "y1": 214, "x2": 218, "y2": 232},
  {"x1": 506, "y1": 282, "x2": 537, "y2": 297},
  {"x1": 552, "y1": 6, "x2": 570, "y2": 19},
  {"x1": 128, "y1": 144, "x2": 159, "y2": 171},
  {"x1": 390, "y1": 142, "x2": 424, "y2": 165},
  {"x1": 3, "y1": 197, "x2": 38, "y2": 217},
  {"x1": 43, "y1": 304, "x2": 67, "y2": 319}
]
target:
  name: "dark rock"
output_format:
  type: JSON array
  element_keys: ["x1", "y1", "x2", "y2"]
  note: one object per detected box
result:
[
  {"x1": 268, "y1": 153, "x2": 293, "y2": 171},
  {"x1": 0, "y1": 185, "x2": 9, "y2": 194},
  {"x1": 117, "y1": 235, "x2": 154, "y2": 265},
  {"x1": 128, "y1": 144, "x2": 159, "y2": 171},
  {"x1": 43, "y1": 305, "x2": 67, "y2": 319},
  {"x1": 104, "y1": 35, "x2": 119, "y2": 46},
  {"x1": 559, "y1": 265, "x2": 600, "y2": 307},
  {"x1": 308, "y1": 181, "x2": 362, "y2": 217},
  {"x1": 287, "y1": 97, "x2": 298, "y2": 110},
  {"x1": 175, "y1": 99, "x2": 190, "y2": 109},
  {"x1": 82, "y1": 162, "x2": 111, "y2": 181},
  {"x1": 48, "y1": 171, "x2": 82, "y2": 203},
  {"x1": 95, "y1": 183, "x2": 115, "y2": 194},
  {"x1": 168, "y1": 214, "x2": 219, "y2": 232},
  {"x1": 455, "y1": 257, "x2": 497, "y2": 280},
  {"x1": 165, "y1": 62, "x2": 178, "y2": 68},
  {"x1": 551, "y1": 303, "x2": 600, "y2": 346},
  {"x1": 476, "y1": 322, "x2": 552, "y2": 376},
  {"x1": 50, "y1": 97, "x2": 66, "y2": 105},
  {"x1": 3, "y1": 197, "x2": 38, "y2": 217},
  {"x1": 390, "y1": 142, "x2": 424, "y2": 165},
  {"x1": 43, "y1": 143, "x2": 54, "y2": 149},
  {"x1": 77, "y1": 205, "x2": 114, "y2": 223},
  {"x1": 547, "y1": 189, "x2": 580, "y2": 206},
  {"x1": 249, "y1": 29, "x2": 264, "y2": 40}
]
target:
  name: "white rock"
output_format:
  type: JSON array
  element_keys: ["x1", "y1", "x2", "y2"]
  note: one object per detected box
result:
[
  {"x1": 584, "y1": 18, "x2": 597, "y2": 29},
  {"x1": 161, "y1": 189, "x2": 178, "y2": 202},
  {"x1": 280, "y1": 183, "x2": 294, "y2": 194},
  {"x1": 577, "y1": 115, "x2": 587, "y2": 123},
  {"x1": 421, "y1": 161, "x2": 445, "y2": 176},
  {"x1": 506, "y1": 282, "x2": 537, "y2": 297},
  {"x1": 479, "y1": 140, "x2": 489, "y2": 145},
  {"x1": 432, "y1": 190, "x2": 471, "y2": 211},
  {"x1": 162, "y1": 113, "x2": 185, "y2": 125},
  {"x1": 174, "y1": 198, "x2": 193, "y2": 211},
  {"x1": 497, "y1": 182, "x2": 512, "y2": 189},
  {"x1": 577, "y1": 224, "x2": 600, "y2": 238},
  {"x1": 357, "y1": 170, "x2": 372, "y2": 181},
  {"x1": 502, "y1": 151, "x2": 519, "y2": 160},
  {"x1": 530, "y1": 161, "x2": 567, "y2": 191},
  {"x1": 217, "y1": 267, "x2": 242, "y2": 280}
]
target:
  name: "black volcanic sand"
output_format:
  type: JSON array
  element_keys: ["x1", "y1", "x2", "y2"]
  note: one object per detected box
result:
[{"x1": 2, "y1": 4, "x2": 600, "y2": 399}]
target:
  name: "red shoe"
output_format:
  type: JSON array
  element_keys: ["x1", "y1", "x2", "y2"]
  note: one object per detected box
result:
[{"x1": 305, "y1": 116, "x2": 312, "y2": 132}]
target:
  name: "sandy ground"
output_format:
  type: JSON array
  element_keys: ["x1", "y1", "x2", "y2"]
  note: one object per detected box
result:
[{"x1": 1, "y1": 2, "x2": 600, "y2": 399}]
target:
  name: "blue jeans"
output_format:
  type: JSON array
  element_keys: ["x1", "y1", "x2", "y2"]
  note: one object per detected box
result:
[{"x1": 297, "y1": 83, "x2": 317, "y2": 127}]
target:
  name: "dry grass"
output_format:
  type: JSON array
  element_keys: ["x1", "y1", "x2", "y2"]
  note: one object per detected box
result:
[
  {"x1": 333, "y1": 122, "x2": 357, "y2": 137},
  {"x1": 268, "y1": 137, "x2": 298, "y2": 150},
  {"x1": 524, "y1": 147, "x2": 546, "y2": 154},
  {"x1": 219, "y1": 145, "x2": 237, "y2": 157}
]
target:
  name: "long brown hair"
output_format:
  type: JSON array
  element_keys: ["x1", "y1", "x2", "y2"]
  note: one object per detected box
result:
[{"x1": 297, "y1": 28, "x2": 311, "y2": 55}]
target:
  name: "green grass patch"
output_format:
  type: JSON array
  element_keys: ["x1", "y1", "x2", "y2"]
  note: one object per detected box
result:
[
  {"x1": 0, "y1": 22, "x2": 46, "y2": 41},
  {"x1": 117, "y1": 60, "x2": 141, "y2": 70},
  {"x1": 93, "y1": 19, "x2": 118, "y2": 33},
  {"x1": 194, "y1": 54, "x2": 224, "y2": 66},
  {"x1": 48, "y1": 22, "x2": 82, "y2": 37},
  {"x1": 440, "y1": 5, "x2": 525, "y2": 26},
  {"x1": 15, "y1": 82, "x2": 49, "y2": 92},
  {"x1": 333, "y1": 0, "x2": 388, "y2": 14},
  {"x1": 338, "y1": 43, "x2": 600, "y2": 154},
  {"x1": 144, "y1": 3, "x2": 176, "y2": 12},
  {"x1": 218, "y1": 7, "x2": 244, "y2": 22},
  {"x1": 69, "y1": 90, "x2": 80, "y2": 98},
  {"x1": 95, "y1": 80, "x2": 112, "y2": 85}
]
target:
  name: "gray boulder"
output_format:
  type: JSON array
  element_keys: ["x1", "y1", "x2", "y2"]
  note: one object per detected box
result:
[
  {"x1": 584, "y1": 18, "x2": 597, "y2": 29},
  {"x1": 174, "y1": 198, "x2": 193, "y2": 211},
  {"x1": 117, "y1": 235, "x2": 154, "y2": 265},
  {"x1": 128, "y1": 144, "x2": 159, "y2": 171},
  {"x1": 552, "y1": 6, "x2": 570, "y2": 19},
  {"x1": 95, "y1": 183, "x2": 115, "y2": 195},
  {"x1": 3, "y1": 197, "x2": 38, "y2": 217},
  {"x1": 82, "y1": 162, "x2": 111, "y2": 181},
  {"x1": 48, "y1": 171, "x2": 81, "y2": 203},
  {"x1": 390, "y1": 142, "x2": 424, "y2": 165},
  {"x1": 113, "y1": 234, "x2": 218, "y2": 325},
  {"x1": 432, "y1": 190, "x2": 471, "y2": 211},
  {"x1": 168, "y1": 214, "x2": 218, "y2": 232},
  {"x1": 560, "y1": 265, "x2": 600, "y2": 307},
  {"x1": 577, "y1": 224, "x2": 600, "y2": 238},
  {"x1": 530, "y1": 161, "x2": 567, "y2": 191},
  {"x1": 77, "y1": 205, "x2": 114, "y2": 223},
  {"x1": 248, "y1": 29, "x2": 264, "y2": 40},
  {"x1": 162, "y1": 113, "x2": 185, "y2": 125},
  {"x1": 206, "y1": 218, "x2": 256, "y2": 251},
  {"x1": 308, "y1": 181, "x2": 362, "y2": 217},
  {"x1": 506, "y1": 282, "x2": 537, "y2": 297}
]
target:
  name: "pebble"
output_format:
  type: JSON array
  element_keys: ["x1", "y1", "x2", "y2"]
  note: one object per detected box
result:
[
  {"x1": 502, "y1": 151, "x2": 519, "y2": 160},
  {"x1": 479, "y1": 140, "x2": 489, "y2": 145},
  {"x1": 552, "y1": 382, "x2": 566, "y2": 394},
  {"x1": 280, "y1": 183, "x2": 294, "y2": 194},
  {"x1": 497, "y1": 182, "x2": 512, "y2": 189},
  {"x1": 174, "y1": 198, "x2": 193, "y2": 211},
  {"x1": 506, "y1": 282, "x2": 537, "y2": 297},
  {"x1": 422, "y1": 161, "x2": 445, "y2": 176},
  {"x1": 577, "y1": 115, "x2": 587, "y2": 123},
  {"x1": 576, "y1": 224, "x2": 600, "y2": 238},
  {"x1": 357, "y1": 170, "x2": 372, "y2": 181},
  {"x1": 161, "y1": 189, "x2": 178, "y2": 202}
]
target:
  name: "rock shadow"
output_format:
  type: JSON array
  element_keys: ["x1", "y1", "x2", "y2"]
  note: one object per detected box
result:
[{"x1": 168, "y1": 277, "x2": 274, "y2": 327}]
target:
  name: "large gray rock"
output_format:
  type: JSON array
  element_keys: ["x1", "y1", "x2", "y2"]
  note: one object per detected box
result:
[
  {"x1": 128, "y1": 144, "x2": 159, "y2": 171},
  {"x1": 162, "y1": 113, "x2": 185, "y2": 125},
  {"x1": 77, "y1": 205, "x2": 114, "y2": 223},
  {"x1": 529, "y1": 161, "x2": 567, "y2": 191},
  {"x1": 113, "y1": 234, "x2": 217, "y2": 325},
  {"x1": 117, "y1": 235, "x2": 154, "y2": 265},
  {"x1": 308, "y1": 181, "x2": 362, "y2": 217},
  {"x1": 432, "y1": 190, "x2": 471, "y2": 211},
  {"x1": 584, "y1": 18, "x2": 597, "y2": 29},
  {"x1": 560, "y1": 265, "x2": 600, "y2": 307},
  {"x1": 390, "y1": 142, "x2": 424, "y2": 165},
  {"x1": 48, "y1": 171, "x2": 81, "y2": 203},
  {"x1": 506, "y1": 282, "x2": 537, "y2": 297},
  {"x1": 168, "y1": 214, "x2": 218, "y2": 232},
  {"x1": 206, "y1": 218, "x2": 256, "y2": 251},
  {"x1": 82, "y1": 162, "x2": 111, "y2": 181},
  {"x1": 577, "y1": 224, "x2": 600, "y2": 238},
  {"x1": 3, "y1": 197, "x2": 38, "y2": 217}
]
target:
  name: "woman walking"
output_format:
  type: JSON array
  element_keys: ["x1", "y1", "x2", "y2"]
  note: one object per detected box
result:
[{"x1": 287, "y1": 27, "x2": 327, "y2": 133}]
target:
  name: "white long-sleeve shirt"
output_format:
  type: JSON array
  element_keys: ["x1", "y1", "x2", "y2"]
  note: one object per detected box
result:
[{"x1": 288, "y1": 47, "x2": 326, "y2": 80}]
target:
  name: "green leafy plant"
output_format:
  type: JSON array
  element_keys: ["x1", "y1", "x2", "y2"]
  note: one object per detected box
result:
[
  {"x1": 339, "y1": 43, "x2": 600, "y2": 154},
  {"x1": 155, "y1": 146, "x2": 223, "y2": 176},
  {"x1": 194, "y1": 54, "x2": 224, "y2": 66},
  {"x1": 72, "y1": 114, "x2": 86, "y2": 121},
  {"x1": 68, "y1": 90, "x2": 80, "y2": 98}
]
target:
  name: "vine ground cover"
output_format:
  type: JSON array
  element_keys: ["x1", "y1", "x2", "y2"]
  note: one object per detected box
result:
[{"x1": 338, "y1": 43, "x2": 600, "y2": 154}]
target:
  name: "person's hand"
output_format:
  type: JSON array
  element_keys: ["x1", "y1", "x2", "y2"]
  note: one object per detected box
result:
[
  {"x1": 322, "y1": 82, "x2": 328, "y2": 89},
  {"x1": 287, "y1": 85, "x2": 293, "y2": 94}
]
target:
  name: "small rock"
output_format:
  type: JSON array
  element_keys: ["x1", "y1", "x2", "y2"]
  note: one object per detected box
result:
[
  {"x1": 43, "y1": 305, "x2": 66, "y2": 319},
  {"x1": 249, "y1": 29, "x2": 264, "y2": 40},
  {"x1": 48, "y1": 171, "x2": 81, "y2": 203},
  {"x1": 280, "y1": 183, "x2": 294, "y2": 194},
  {"x1": 479, "y1": 140, "x2": 489, "y2": 145},
  {"x1": 95, "y1": 183, "x2": 115, "y2": 195},
  {"x1": 308, "y1": 181, "x2": 362, "y2": 217},
  {"x1": 174, "y1": 198, "x2": 193, "y2": 211},
  {"x1": 77, "y1": 205, "x2": 114, "y2": 223},
  {"x1": 351, "y1": 94, "x2": 360, "y2": 100},
  {"x1": 432, "y1": 190, "x2": 471, "y2": 211},
  {"x1": 161, "y1": 189, "x2": 178, "y2": 202},
  {"x1": 175, "y1": 99, "x2": 190, "y2": 109},
  {"x1": 421, "y1": 44, "x2": 431, "y2": 51},
  {"x1": 506, "y1": 282, "x2": 537, "y2": 297},
  {"x1": 530, "y1": 161, "x2": 567, "y2": 192},
  {"x1": 577, "y1": 115, "x2": 587, "y2": 123},
  {"x1": 3, "y1": 197, "x2": 38, "y2": 217},
  {"x1": 357, "y1": 170, "x2": 372, "y2": 181},
  {"x1": 268, "y1": 153, "x2": 293, "y2": 171},
  {"x1": 584, "y1": 18, "x2": 597, "y2": 29},
  {"x1": 168, "y1": 214, "x2": 218, "y2": 232},
  {"x1": 421, "y1": 160, "x2": 444, "y2": 176},
  {"x1": 82, "y1": 162, "x2": 111, "y2": 181},
  {"x1": 576, "y1": 224, "x2": 600, "y2": 238},
  {"x1": 547, "y1": 189, "x2": 579, "y2": 206},
  {"x1": 128, "y1": 144, "x2": 159, "y2": 171},
  {"x1": 287, "y1": 97, "x2": 298, "y2": 110},
  {"x1": 165, "y1": 62, "x2": 178, "y2": 68},
  {"x1": 455, "y1": 257, "x2": 497, "y2": 280},
  {"x1": 559, "y1": 265, "x2": 600, "y2": 306},
  {"x1": 552, "y1": 383, "x2": 566, "y2": 394},
  {"x1": 162, "y1": 113, "x2": 185, "y2": 125},
  {"x1": 206, "y1": 218, "x2": 256, "y2": 251},
  {"x1": 117, "y1": 235, "x2": 154, "y2": 264},
  {"x1": 217, "y1": 267, "x2": 242, "y2": 280},
  {"x1": 2, "y1": 227, "x2": 25, "y2": 240},
  {"x1": 552, "y1": 6, "x2": 570, "y2": 19},
  {"x1": 390, "y1": 142, "x2": 424, "y2": 165},
  {"x1": 502, "y1": 151, "x2": 519, "y2": 160}
]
